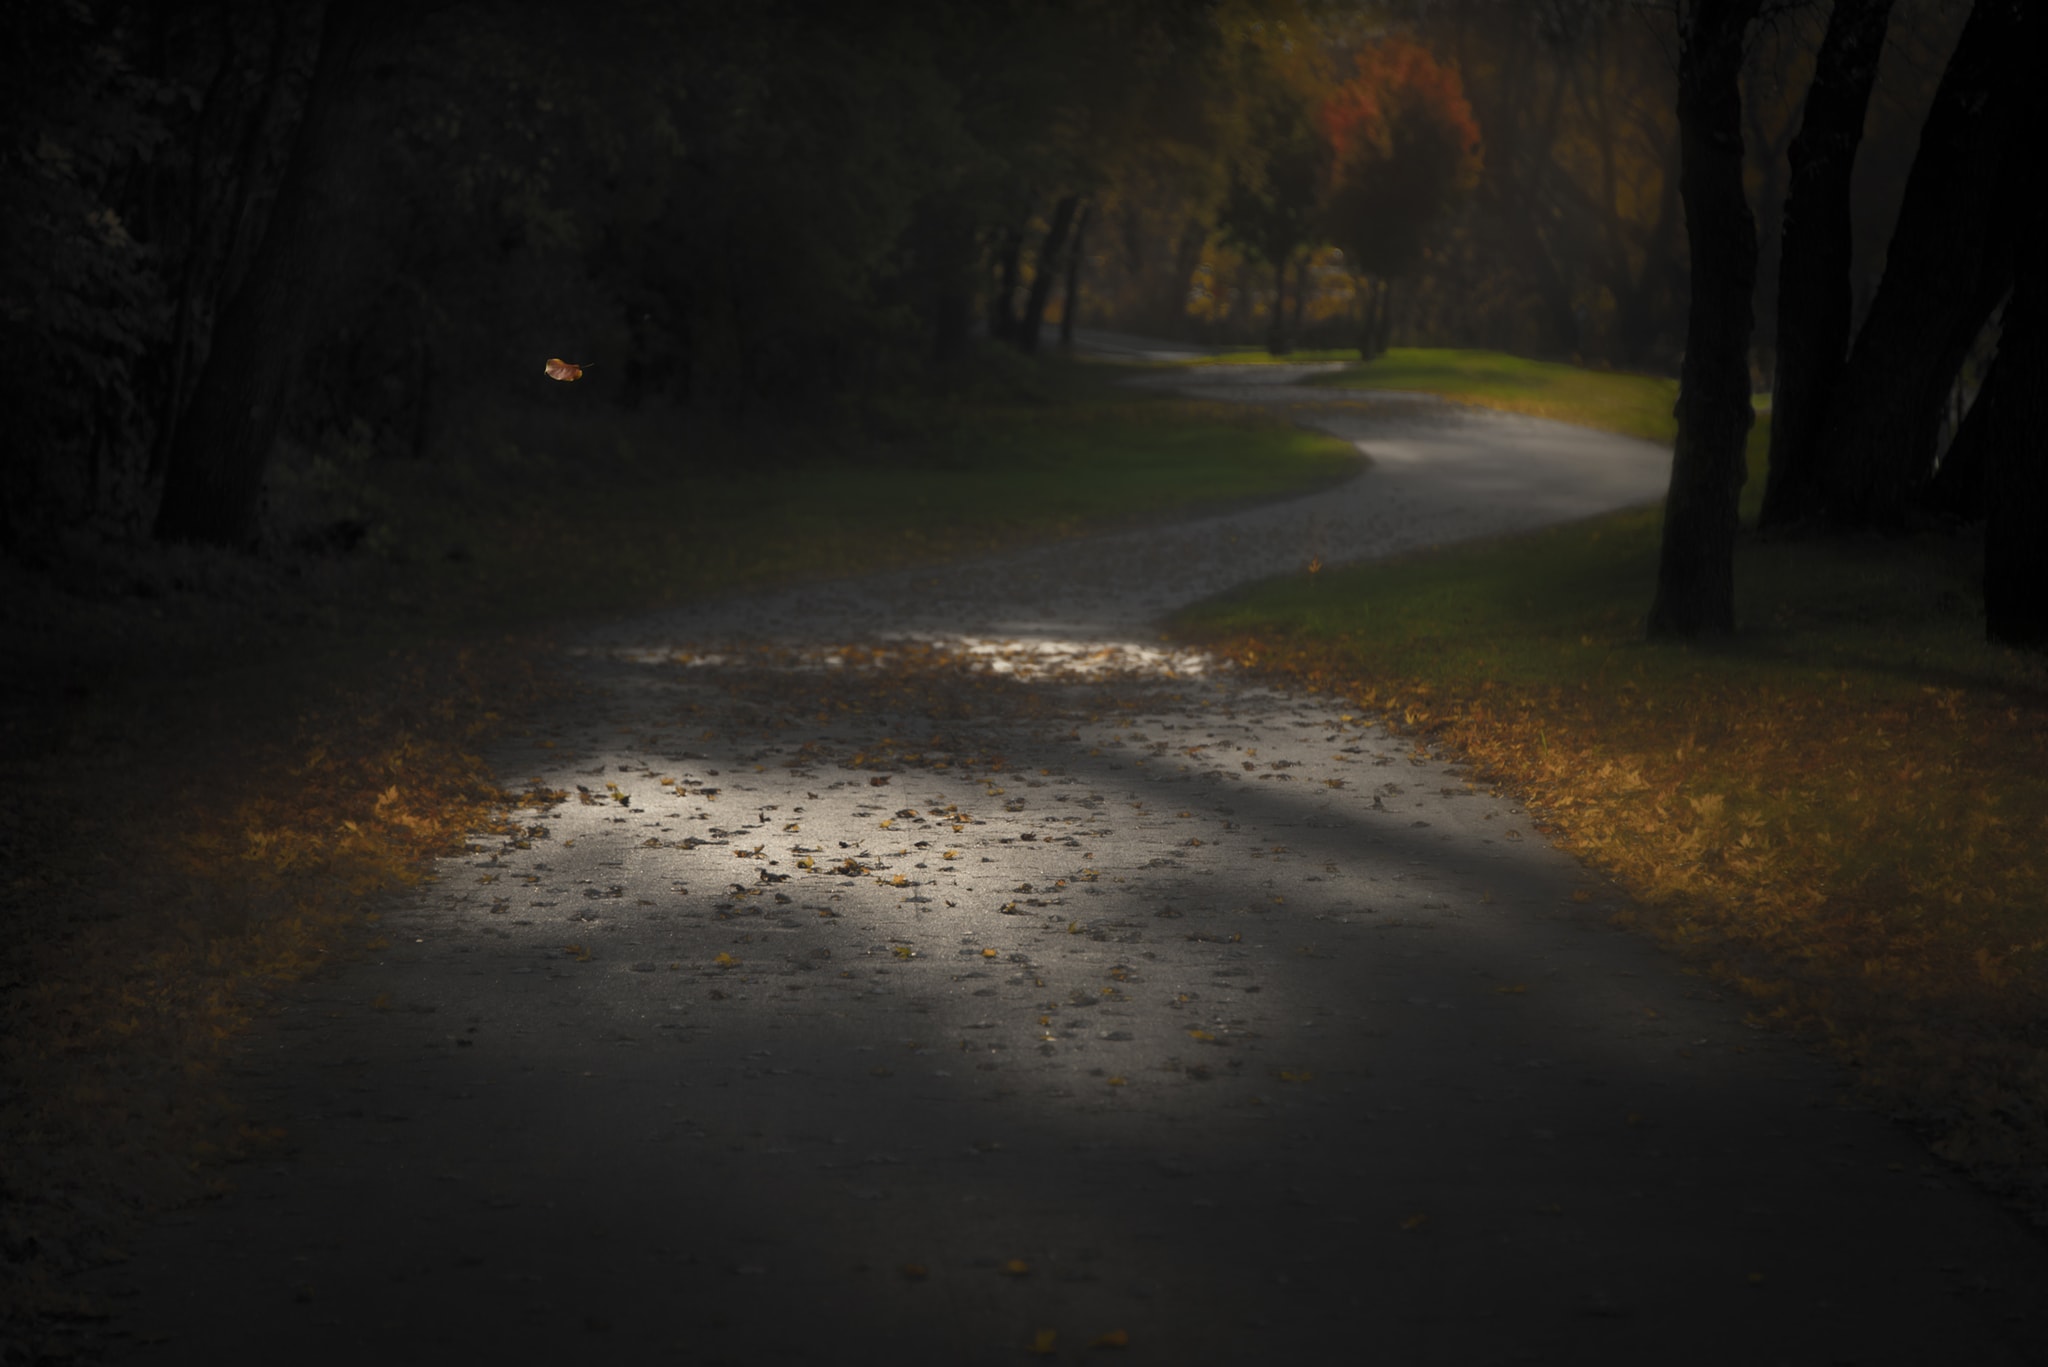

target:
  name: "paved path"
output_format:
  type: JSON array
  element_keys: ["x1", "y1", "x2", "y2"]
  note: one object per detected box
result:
[{"x1": 76, "y1": 362, "x2": 2048, "y2": 1364}]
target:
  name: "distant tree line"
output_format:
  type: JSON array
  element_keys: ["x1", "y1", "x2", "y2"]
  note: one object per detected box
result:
[{"x1": 1, "y1": 0, "x2": 2038, "y2": 643}]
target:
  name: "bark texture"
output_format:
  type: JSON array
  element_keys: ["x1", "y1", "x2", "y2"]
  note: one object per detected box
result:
[
  {"x1": 1758, "y1": 0, "x2": 1892, "y2": 530},
  {"x1": 1817, "y1": 0, "x2": 2025, "y2": 530},
  {"x1": 1648, "y1": 0, "x2": 1760, "y2": 639},
  {"x1": 152, "y1": 1, "x2": 375, "y2": 547},
  {"x1": 1983, "y1": 130, "x2": 2046, "y2": 646},
  {"x1": 1017, "y1": 193, "x2": 1080, "y2": 355}
]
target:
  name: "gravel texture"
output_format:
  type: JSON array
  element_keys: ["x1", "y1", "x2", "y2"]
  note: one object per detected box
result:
[{"x1": 71, "y1": 359, "x2": 2048, "y2": 1365}]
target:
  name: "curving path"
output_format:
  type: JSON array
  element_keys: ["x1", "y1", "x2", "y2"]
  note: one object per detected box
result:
[{"x1": 73, "y1": 353, "x2": 2048, "y2": 1365}]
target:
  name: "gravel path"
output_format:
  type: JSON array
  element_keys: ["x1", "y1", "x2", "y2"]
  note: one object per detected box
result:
[{"x1": 76, "y1": 361, "x2": 2048, "y2": 1365}]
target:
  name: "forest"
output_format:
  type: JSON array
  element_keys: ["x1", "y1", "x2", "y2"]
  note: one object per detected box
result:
[{"x1": 1, "y1": 0, "x2": 2039, "y2": 645}]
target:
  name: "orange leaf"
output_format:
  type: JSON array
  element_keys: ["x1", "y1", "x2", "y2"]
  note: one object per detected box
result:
[
  {"x1": 542, "y1": 357, "x2": 589, "y2": 382},
  {"x1": 1091, "y1": 1329, "x2": 1131, "y2": 1349}
]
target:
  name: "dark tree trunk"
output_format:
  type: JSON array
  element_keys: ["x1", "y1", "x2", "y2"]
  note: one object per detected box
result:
[
  {"x1": 1983, "y1": 160, "x2": 2046, "y2": 645},
  {"x1": 1058, "y1": 204, "x2": 1090, "y2": 351},
  {"x1": 1925, "y1": 338, "x2": 2004, "y2": 520},
  {"x1": 989, "y1": 225, "x2": 1024, "y2": 341},
  {"x1": 1759, "y1": 0, "x2": 1893, "y2": 529},
  {"x1": 1017, "y1": 193, "x2": 1080, "y2": 355},
  {"x1": 1648, "y1": 0, "x2": 1760, "y2": 640},
  {"x1": 1817, "y1": 0, "x2": 2026, "y2": 530},
  {"x1": 146, "y1": 8, "x2": 296, "y2": 491},
  {"x1": 1265, "y1": 256, "x2": 1291, "y2": 356},
  {"x1": 152, "y1": 0, "x2": 375, "y2": 547},
  {"x1": 1159, "y1": 218, "x2": 1208, "y2": 333}
]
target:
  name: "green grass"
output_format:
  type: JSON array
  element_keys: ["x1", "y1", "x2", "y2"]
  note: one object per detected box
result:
[
  {"x1": 1168, "y1": 347, "x2": 2048, "y2": 1221},
  {"x1": 1313, "y1": 347, "x2": 1684, "y2": 442}
]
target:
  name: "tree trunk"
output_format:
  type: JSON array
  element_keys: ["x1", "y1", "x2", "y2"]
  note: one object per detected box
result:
[
  {"x1": 152, "y1": 0, "x2": 374, "y2": 547},
  {"x1": 1817, "y1": 0, "x2": 2025, "y2": 530},
  {"x1": 1983, "y1": 151, "x2": 2046, "y2": 645},
  {"x1": 1017, "y1": 193, "x2": 1080, "y2": 355},
  {"x1": 1266, "y1": 256, "x2": 1291, "y2": 356},
  {"x1": 989, "y1": 225, "x2": 1024, "y2": 342},
  {"x1": 1648, "y1": 0, "x2": 1760, "y2": 640},
  {"x1": 1759, "y1": 0, "x2": 1894, "y2": 530},
  {"x1": 1925, "y1": 338, "x2": 2003, "y2": 520},
  {"x1": 1290, "y1": 252, "x2": 1308, "y2": 337},
  {"x1": 1058, "y1": 204, "x2": 1090, "y2": 351},
  {"x1": 1160, "y1": 218, "x2": 1208, "y2": 333}
]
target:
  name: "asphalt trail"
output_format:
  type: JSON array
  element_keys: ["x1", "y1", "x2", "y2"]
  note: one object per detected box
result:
[{"x1": 75, "y1": 362, "x2": 2048, "y2": 1365}]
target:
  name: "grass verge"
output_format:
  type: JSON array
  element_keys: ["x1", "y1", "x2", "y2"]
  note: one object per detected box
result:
[
  {"x1": 0, "y1": 353, "x2": 1356, "y2": 1348},
  {"x1": 1169, "y1": 353, "x2": 2048, "y2": 1224}
]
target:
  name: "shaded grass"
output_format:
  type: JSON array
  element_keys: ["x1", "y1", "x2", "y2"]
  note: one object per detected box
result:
[
  {"x1": 1169, "y1": 356, "x2": 2048, "y2": 1222},
  {"x1": 369, "y1": 359, "x2": 1358, "y2": 636},
  {"x1": 0, "y1": 354, "x2": 1355, "y2": 1348}
]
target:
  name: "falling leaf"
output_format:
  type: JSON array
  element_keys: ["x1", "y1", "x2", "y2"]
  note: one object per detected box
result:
[
  {"x1": 542, "y1": 357, "x2": 589, "y2": 382},
  {"x1": 900, "y1": 1263, "x2": 928, "y2": 1280},
  {"x1": 371, "y1": 992, "x2": 393, "y2": 1010},
  {"x1": 713, "y1": 952, "x2": 739, "y2": 967},
  {"x1": 1495, "y1": 984, "x2": 1528, "y2": 995},
  {"x1": 1091, "y1": 1329, "x2": 1131, "y2": 1349},
  {"x1": 1003, "y1": 1259, "x2": 1032, "y2": 1277},
  {"x1": 1106, "y1": 1076, "x2": 1127, "y2": 1087},
  {"x1": 981, "y1": 948, "x2": 997, "y2": 958},
  {"x1": 1279, "y1": 1069, "x2": 1313, "y2": 1083},
  {"x1": 1401, "y1": 1213, "x2": 1429, "y2": 1231},
  {"x1": 1027, "y1": 1328, "x2": 1058, "y2": 1355},
  {"x1": 1188, "y1": 1029, "x2": 1216, "y2": 1042}
]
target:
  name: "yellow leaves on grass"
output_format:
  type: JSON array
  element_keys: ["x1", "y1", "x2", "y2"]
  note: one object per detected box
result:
[{"x1": 1195, "y1": 623, "x2": 2048, "y2": 1202}]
